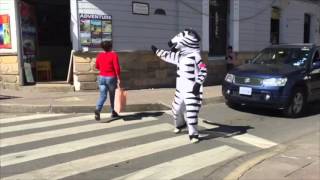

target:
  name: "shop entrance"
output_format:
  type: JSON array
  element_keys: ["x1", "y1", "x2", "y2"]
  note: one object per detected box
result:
[{"x1": 20, "y1": 0, "x2": 71, "y2": 83}]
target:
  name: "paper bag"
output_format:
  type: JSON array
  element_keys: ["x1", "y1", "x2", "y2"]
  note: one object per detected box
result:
[{"x1": 114, "y1": 88, "x2": 127, "y2": 113}]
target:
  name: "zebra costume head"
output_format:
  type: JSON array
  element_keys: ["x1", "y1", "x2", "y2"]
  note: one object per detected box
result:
[{"x1": 168, "y1": 29, "x2": 201, "y2": 53}]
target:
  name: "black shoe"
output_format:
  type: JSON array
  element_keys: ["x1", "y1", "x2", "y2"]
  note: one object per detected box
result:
[
  {"x1": 173, "y1": 123, "x2": 187, "y2": 134},
  {"x1": 94, "y1": 110, "x2": 100, "y2": 121},
  {"x1": 111, "y1": 111, "x2": 119, "y2": 118},
  {"x1": 189, "y1": 135, "x2": 200, "y2": 144},
  {"x1": 177, "y1": 123, "x2": 187, "y2": 129}
]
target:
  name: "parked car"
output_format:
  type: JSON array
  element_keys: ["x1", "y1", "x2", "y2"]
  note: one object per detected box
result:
[{"x1": 222, "y1": 44, "x2": 320, "y2": 117}]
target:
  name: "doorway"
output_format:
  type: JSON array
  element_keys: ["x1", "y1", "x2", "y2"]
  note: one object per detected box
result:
[
  {"x1": 209, "y1": 0, "x2": 228, "y2": 56},
  {"x1": 304, "y1": 13, "x2": 311, "y2": 43},
  {"x1": 270, "y1": 7, "x2": 280, "y2": 45},
  {"x1": 19, "y1": 0, "x2": 71, "y2": 83}
]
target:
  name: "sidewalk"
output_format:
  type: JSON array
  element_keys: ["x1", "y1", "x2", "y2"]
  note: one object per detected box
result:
[
  {"x1": 232, "y1": 131, "x2": 320, "y2": 180},
  {"x1": 0, "y1": 86, "x2": 223, "y2": 113}
]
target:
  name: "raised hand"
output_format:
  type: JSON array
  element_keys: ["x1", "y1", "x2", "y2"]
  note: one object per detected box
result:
[{"x1": 151, "y1": 45, "x2": 158, "y2": 54}]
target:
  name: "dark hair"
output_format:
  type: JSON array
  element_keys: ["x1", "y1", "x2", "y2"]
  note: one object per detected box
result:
[
  {"x1": 101, "y1": 40, "x2": 112, "y2": 52},
  {"x1": 228, "y1": 46, "x2": 233, "y2": 50}
]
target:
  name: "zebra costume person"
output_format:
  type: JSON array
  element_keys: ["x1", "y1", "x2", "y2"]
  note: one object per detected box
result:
[{"x1": 151, "y1": 29, "x2": 207, "y2": 143}]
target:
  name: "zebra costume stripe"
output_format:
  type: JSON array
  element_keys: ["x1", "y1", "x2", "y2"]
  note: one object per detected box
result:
[{"x1": 151, "y1": 29, "x2": 207, "y2": 141}]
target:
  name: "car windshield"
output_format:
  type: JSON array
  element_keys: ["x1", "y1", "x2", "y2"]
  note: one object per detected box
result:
[{"x1": 252, "y1": 47, "x2": 311, "y2": 68}]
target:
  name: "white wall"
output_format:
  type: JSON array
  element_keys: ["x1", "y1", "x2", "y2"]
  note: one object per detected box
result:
[
  {"x1": 177, "y1": 0, "x2": 202, "y2": 39},
  {"x1": 0, "y1": 0, "x2": 18, "y2": 54},
  {"x1": 316, "y1": 2, "x2": 320, "y2": 44},
  {"x1": 71, "y1": 0, "x2": 203, "y2": 51},
  {"x1": 202, "y1": 0, "x2": 209, "y2": 52},
  {"x1": 237, "y1": 0, "x2": 320, "y2": 52},
  {"x1": 279, "y1": 0, "x2": 320, "y2": 45},
  {"x1": 238, "y1": 0, "x2": 273, "y2": 52},
  {"x1": 229, "y1": 0, "x2": 240, "y2": 52}
]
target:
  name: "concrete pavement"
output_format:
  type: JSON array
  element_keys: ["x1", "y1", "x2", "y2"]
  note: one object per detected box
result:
[
  {"x1": 1, "y1": 85, "x2": 319, "y2": 180},
  {"x1": 0, "y1": 86, "x2": 224, "y2": 113},
  {"x1": 236, "y1": 131, "x2": 320, "y2": 180}
]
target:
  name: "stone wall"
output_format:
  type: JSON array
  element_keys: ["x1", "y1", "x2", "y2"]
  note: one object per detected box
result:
[
  {"x1": 203, "y1": 51, "x2": 258, "y2": 86},
  {"x1": 72, "y1": 52, "x2": 98, "y2": 91},
  {"x1": 72, "y1": 51, "x2": 227, "y2": 91},
  {"x1": 0, "y1": 51, "x2": 257, "y2": 91},
  {"x1": 205, "y1": 59, "x2": 227, "y2": 85},
  {"x1": 0, "y1": 55, "x2": 20, "y2": 89}
]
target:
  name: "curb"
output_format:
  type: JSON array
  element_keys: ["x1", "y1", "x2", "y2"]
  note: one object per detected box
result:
[
  {"x1": 223, "y1": 145, "x2": 287, "y2": 180},
  {"x1": 0, "y1": 96, "x2": 224, "y2": 113},
  {"x1": 204, "y1": 130, "x2": 319, "y2": 180},
  {"x1": 202, "y1": 144, "x2": 287, "y2": 180},
  {"x1": 0, "y1": 103, "x2": 170, "y2": 113}
]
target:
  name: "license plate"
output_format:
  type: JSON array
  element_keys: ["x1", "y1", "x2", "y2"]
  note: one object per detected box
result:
[{"x1": 239, "y1": 87, "x2": 252, "y2": 95}]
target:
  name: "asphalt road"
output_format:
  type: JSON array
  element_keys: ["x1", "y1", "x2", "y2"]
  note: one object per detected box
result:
[{"x1": 0, "y1": 102, "x2": 319, "y2": 180}]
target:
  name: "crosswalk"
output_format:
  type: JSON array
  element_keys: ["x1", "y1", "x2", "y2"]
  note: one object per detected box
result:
[
  {"x1": 113, "y1": 146, "x2": 243, "y2": 180},
  {"x1": 0, "y1": 112, "x2": 278, "y2": 180}
]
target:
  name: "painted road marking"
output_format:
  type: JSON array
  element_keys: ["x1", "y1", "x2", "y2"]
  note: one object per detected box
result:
[
  {"x1": 164, "y1": 110, "x2": 218, "y2": 130},
  {"x1": 0, "y1": 114, "x2": 66, "y2": 124},
  {"x1": 3, "y1": 136, "x2": 191, "y2": 180},
  {"x1": 1, "y1": 112, "x2": 280, "y2": 180},
  {"x1": 113, "y1": 145, "x2": 245, "y2": 180},
  {"x1": 164, "y1": 111, "x2": 278, "y2": 149},
  {"x1": 1, "y1": 123, "x2": 172, "y2": 167},
  {"x1": 0, "y1": 116, "x2": 157, "y2": 147},
  {"x1": 0, "y1": 115, "x2": 94, "y2": 134},
  {"x1": 232, "y1": 133, "x2": 278, "y2": 149}
]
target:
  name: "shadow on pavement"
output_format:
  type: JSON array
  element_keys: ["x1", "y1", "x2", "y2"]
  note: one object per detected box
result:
[
  {"x1": 0, "y1": 95, "x2": 20, "y2": 100},
  {"x1": 200, "y1": 121, "x2": 254, "y2": 140},
  {"x1": 103, "y1": 111, "x2": 165, "y2": 123},
  {"x1": 228, "y1": 101, "x2": 320, "y2": 118},
  {"x1": 304, "y1": 101, "x2": 320, "y2": 117}
]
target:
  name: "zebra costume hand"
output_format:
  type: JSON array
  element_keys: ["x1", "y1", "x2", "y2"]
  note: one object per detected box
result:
[
  {"x1": 151, "y1": 45, "x2": 158, "y2": 54},
  {"x1": 192, "y1": 83, "x2": 201, "y2": 96}
]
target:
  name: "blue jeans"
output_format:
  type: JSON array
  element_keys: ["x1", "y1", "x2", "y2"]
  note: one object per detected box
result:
[{"x1": 96, "y1": 76, "x2": 117, "y2": 112}]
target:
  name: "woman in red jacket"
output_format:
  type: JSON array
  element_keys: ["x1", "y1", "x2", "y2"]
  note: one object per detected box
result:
[{"x1": 94, "y1": 40, "x2": 121, "y2": 120}]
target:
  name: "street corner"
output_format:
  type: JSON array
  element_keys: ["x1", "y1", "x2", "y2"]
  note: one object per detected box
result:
[{"x1": 223, "y1": 145, "x2": 287, "y2": 180}]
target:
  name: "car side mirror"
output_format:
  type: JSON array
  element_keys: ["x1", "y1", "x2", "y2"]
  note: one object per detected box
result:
[{"x1": 312, "y1": 61, "x2": 320, "y2": 70}]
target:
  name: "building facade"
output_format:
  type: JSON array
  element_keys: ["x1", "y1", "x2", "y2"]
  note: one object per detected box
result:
[
  {"x1": 0, "y1": 0, "x2": 319, "y2": 91},
  {"x1": 233, "y1": 0, "x2": 320, "y2": 63}
]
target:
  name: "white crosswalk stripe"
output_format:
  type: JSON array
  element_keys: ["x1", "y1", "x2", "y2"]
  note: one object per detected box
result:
[
  {"x1": 165, "y1": 111, "x2": 278, "y2": 149},
  {"x1": 3, "y1": 135, "x2": 191, "y2": 180},
  {"x1": 199, "y1": 120, "x2": 278, "y2": 149},
  {"x1": 232, "y1": 133, "x2": 278, "y2": 149},
  {"x1": 0, "y1": 116, "x2": 157, "y2": 147},
  {"x1": 1, "y1": 123, "x2": 172, "y2": 166},
  {"x1": 0, "y1": 114, "x2": 93, "y2": 133},
  {"x1": 0, "y1": 112, "x2": 278, "y2": 180},
  {"x1": 113, "y1": 146, "x2": 245, "y2": 180},
  {"x1": 0, "y1": 113, "x2": 66, "y2": 124}
]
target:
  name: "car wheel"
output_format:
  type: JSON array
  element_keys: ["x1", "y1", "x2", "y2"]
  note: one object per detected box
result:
[{"x1": 283, "y1": 88, "x2": 306, "y2": 118}]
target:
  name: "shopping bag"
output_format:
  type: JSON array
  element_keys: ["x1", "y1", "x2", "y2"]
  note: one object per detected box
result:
[{"x1": 114, "y1": 88, "x2": 127, "y2": 113}]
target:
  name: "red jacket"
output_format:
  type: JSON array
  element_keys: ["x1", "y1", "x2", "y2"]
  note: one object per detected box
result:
[{"x1": 95, "y1": 51, "x2": 121, "y2": 79}]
